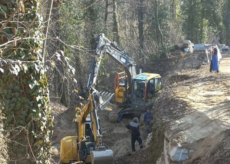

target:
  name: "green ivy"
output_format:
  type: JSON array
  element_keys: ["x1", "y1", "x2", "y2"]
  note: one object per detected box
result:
[
  {"x1": 0, "y1": 0, "x2": 53, "y2": 163},
  {"x1": 0, "y1": 61, "x2": 53, "y2": 164},
  {"x1": 0, "y1": 61, "x2": 53, "y2": 163}
]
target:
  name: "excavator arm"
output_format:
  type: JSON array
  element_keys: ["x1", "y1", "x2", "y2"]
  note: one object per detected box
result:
[
  {"x1": 77, "y1": 92, "x2": 102, "y2": 145},
  {"x1": 87, "y1": 33, "x2": 136, "y2": 92},
  {"x1": 60, "y1": 90, "x2": 113, "y2": 164},
  {"x1": 60, "y1": 34, "x2": 120, "y2": 164}
]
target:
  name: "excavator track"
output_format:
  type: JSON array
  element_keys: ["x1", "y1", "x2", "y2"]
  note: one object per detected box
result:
[
  {"x1": 109, "y1": 105, "x2": 147, "y2": 124},
  {"x1": 109, "y1": 105, "x2": 123, "y2": 123}
]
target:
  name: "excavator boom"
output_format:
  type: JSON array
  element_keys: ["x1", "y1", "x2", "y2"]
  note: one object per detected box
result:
[
  {"x1": 87, "y1": 34, "x2": 161, "y2": 123},
  {"x1": 87, "y1": 33, "x2": 136, "y2": 90}
]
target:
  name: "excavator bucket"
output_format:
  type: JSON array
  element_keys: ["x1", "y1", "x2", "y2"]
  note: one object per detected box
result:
[
  {"x1": 90, "y1": 149, "x2": 113, "y2": 164},
  {"x1": 99, "y1": 91, "x2": 114, "y2": 110}
]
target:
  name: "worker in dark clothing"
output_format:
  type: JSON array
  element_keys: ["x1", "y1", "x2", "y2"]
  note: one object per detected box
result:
[
  {"x1": 126, "y1": 117, "x2": 143, "y2": 152},
  {"x1": 144, "y1": 109, "x2": 153, "y2": 134}
]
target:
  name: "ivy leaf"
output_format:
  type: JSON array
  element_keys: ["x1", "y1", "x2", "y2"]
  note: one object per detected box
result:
[
  {"x1": 50, "y1": 61, "x2": 56, "y2": 68},
  {"x1": 0, "y1": 4, "x2": 7, "y2": 18},
  {"x1": 22, "y1": 64, "x2": 28, "y2": 73},
  {"x1": 22, "y1": 111, "x2": 27, "y2": 116},
  {"x1": 65, "y1": 57, "x2": 70, "y2": 62},
  {"x1": 15, "y1": 102, "x2": 21, "y2": 110},
  {"x1": 40, "y1": 68, "x2": 45, "y2": 75},
  {"x1": 55, "y1": 53, "x2": 61, "y2": 61},
  {"x1": 10, "y1": 64, "x2": 21, "y2": 76},
  {"x1": 0, "y1": 68, "x2": 4, "y2": 73},
  {"x1": 29, "y1": 83, "x2": 35, "y2": 89},
  {"x1": 34, "y1": 64, "x2": 40, "y2": 73},
  {"x1": 29, "y1": 80, "x2": 39, "y2": 89},
  {"x1": 36, "y1": 95, "x2": 41, "y2": 101},
  {"x1": 68, "y1": 65, "x2": 75, "y2": 75},
  {"x1": 73, "y1": 79, "x2": 77, "y2": 84}
]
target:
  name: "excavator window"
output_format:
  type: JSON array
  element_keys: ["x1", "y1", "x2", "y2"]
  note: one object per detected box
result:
[
  {"x1": 146, "y1": 79, "x2": 155, "y2": 99},
  {"x1": 85, "y1": 123, "x2": 94, "y2": 141},
  {"x1": 133, "y1": 80, "x2": 145, "y2": 99},
  {"x1": 155, "y1": 78, "x2": 162, "y2": 91},
  {"x1": 145, "y1": 78, "x2": 162, "y2": 103}
]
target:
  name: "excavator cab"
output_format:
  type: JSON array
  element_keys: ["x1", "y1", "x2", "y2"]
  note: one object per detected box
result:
[
  {"x1": 110, "y1": 72, "x2": 161, "y2": 122},
  {"x1": 131, "y1": 73, "x2": 162, "y2": 112},
  {"x1": 114, "y1": 72, "x2": 161, "y2": 108}
]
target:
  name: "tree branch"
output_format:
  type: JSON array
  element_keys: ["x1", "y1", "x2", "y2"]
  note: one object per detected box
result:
[{"x1": 0, "y1": 9, "x2": 17, "y2": 33}]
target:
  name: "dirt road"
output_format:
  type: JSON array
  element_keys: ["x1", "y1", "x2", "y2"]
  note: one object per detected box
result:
[
  {"x1": 156, "y1": 53, "x2": 230, "y2": 164},
  {"x1": 220, "y1": 55, "x2": 230, "y2": 73}
]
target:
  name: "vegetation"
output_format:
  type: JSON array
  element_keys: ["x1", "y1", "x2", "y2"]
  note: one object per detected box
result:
[
  {"x1": 0, "y1": 0, "x2": 230, "y2": 163},
  {"x1": 0, "y1": 0, "x2": 53, "y2": 163}
]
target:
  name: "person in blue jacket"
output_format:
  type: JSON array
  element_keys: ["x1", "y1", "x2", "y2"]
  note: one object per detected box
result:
[
  {"x1": 126, "y1": 117, "x2": 143, "y2": 152},
  {"x1": 144, "y1": 108, "x2": 153, "y2": 134},
  {"x1": 210, "y1": 48, "x2": 219, "y2": 73}
]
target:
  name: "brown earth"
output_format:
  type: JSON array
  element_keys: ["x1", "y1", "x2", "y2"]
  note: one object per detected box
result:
[
  {"x1": 49, "y1": 52, "x2": 230, "y2": 164},
  {"x1": 50, "y1": 103, "x2": 149, "y2": 164},
  {"x1": 152, "y1": 53, "x2": 230, "y2": 164},
  {"x1": 114, "y1": 52, "x2": 230, "y2": 164}
]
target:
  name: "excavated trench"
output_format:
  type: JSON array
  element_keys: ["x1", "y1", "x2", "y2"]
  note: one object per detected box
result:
[{"x1": 49, "y1": 52, "x2": 230, "y2": 164}]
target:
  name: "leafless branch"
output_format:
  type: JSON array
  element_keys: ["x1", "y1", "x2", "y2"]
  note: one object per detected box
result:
[{"x1": 0, "y1": 9, "x2": 17, "y2": 33}]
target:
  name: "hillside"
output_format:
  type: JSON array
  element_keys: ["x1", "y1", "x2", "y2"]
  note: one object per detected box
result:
[
  {"x1": 156, "y1": 53, "x2": 230, "y2": 164},
  {"x1": 114, "y1": 52, "x2": 230, "y2": 164}
]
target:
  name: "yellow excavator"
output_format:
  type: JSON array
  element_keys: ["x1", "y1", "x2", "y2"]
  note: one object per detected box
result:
[
  {"x1": 60, "y1": 91, "x2": 113, "y2": 164},
  {"x1": 60, "y1": 33, "x2": 162, "y2": 163},
  {"x1": 59, "y1": 34, "x2": 115, "y2": 163},
  {"x1": 87, "y1": 34, "x2": 162, "y2": 123}
]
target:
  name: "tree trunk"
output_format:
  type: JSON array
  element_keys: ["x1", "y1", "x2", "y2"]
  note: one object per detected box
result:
[
  {"x1": 226, "y1": 0, "x2": 230, "y2": 45},
  {"x1": 0, "y1": 0, "x2": 53, "y2": 163},
  {"x1": 44, "y1": 2, "x2": 65, "y2": 104},
  {"x1": 155, "y1": 0, "x2": 164, "y2": 48},
  {"x1": 75, "y1": 48, "x2": 84, "y2": 95},
  {"x1": 104, "y1": 0, "x2": 109, "y2": 34},
  {"x1": 201, "y1": 2, "x2": 205, "y2": 43},
  {"x1": 138, "y1": 0, "x2": 144, "y2": 65},
  {"x1": 113, "y1": 0, "x2": 120, "y2": 44},
  {"x1": 170, "y1": 0, "x2": 176, "y2": 19}
]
